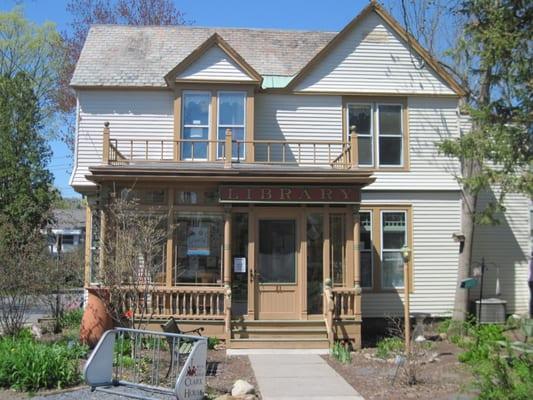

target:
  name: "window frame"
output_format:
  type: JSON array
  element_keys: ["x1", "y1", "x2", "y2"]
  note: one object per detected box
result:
[
  {"x1": 376, "y1": 103, "x2": 404, "y2": 168},
  {"x1": 380, "y1": 209, "x2": 408, "y2": 289},
  {"x1": 217, "y1": 90, "x2": 247, "y2": 160},
  {"x1": 346, "y1": 102, "x2": 374, "y2": 167},
  {"x1": 359, "y1": 210, "x2": 373, "y2": 289},
  {"x1": 181, "y1": 90, "x2": 212, "y2": 161}
]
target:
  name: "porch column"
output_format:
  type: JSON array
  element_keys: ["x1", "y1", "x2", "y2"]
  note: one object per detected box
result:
[{"x1": 223, "y1": 206, "x2": 232, "y2": 285}]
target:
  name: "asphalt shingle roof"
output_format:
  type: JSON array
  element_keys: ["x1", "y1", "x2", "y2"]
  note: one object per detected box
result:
[{"x1": 70, "y1": 25, "x2": 337, "y2": 88}]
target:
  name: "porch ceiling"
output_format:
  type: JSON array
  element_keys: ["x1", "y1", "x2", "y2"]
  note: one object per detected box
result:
[{"x1": 86, "y1": 162, "x2": 375, "y2": 186}]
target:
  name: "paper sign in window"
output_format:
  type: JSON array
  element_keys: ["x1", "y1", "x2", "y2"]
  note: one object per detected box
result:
[
  {"x1": 233, "y1": 257, "x2": 246, "y2": 273},
  {"x1": 187, "y1": 226, "x2": 210, "y2": 256}
]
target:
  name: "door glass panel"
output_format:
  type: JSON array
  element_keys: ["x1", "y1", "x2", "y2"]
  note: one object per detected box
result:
[
  {"x1": 307, "y1": 214, "x2": 323, "y2": 314},
  {"x1": 258, "y1": 220, "x2": 296, "y2": 283},
  {"x1": 232, "y1": 213, "x2": 248, "y2": 316},
  {"x1": 330, "y1": 214, "x2": 345, "y2": 287}
]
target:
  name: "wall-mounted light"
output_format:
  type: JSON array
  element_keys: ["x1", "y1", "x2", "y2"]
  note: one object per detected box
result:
[
  {"x1": 401, "y1": 245, "x2": 411, "y2": 263},
  {"x1": 452, "y1": 232, "x2": 465, "y2": 243}
]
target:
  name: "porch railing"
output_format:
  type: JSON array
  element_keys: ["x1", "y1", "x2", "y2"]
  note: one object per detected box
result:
[
  {"x1": 324, "y1": 283, "x2": 361, "y2": 344},
  {"x1": 102, "y1": 123, "x2": 359, "y2": 169},
  {"x1": 121, "y1": 286, "x2": 227, "y2": 320}
]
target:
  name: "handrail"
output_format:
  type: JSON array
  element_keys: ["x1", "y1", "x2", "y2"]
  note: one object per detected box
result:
[{"x1": 324, "y1": 281, "x2": 334, "y2": 346}]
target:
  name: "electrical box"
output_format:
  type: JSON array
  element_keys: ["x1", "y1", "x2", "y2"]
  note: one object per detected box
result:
[{"x1": 475, "y1": 298, "x2": 507, "y2": 324}]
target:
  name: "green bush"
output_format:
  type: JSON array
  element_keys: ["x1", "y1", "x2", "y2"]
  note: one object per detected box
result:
[
  {"x1": 458, "y1": 324, "x2": 533, "y2": 400},
  {"x1": 330, "y1": 341, "x2": 351, "y2": 364},
  {"x1": 59, "y1": 308, "x2": 83, "y2": 330},
  {"x1": 376, "y1": 336, "x2": 404, "y2": 359},
  {"x1": 0, "y1": 331, "x2": 87, "y2": 391},
  {"x1": 208, "y1": 336, "x2": 220, "y2": 350}
]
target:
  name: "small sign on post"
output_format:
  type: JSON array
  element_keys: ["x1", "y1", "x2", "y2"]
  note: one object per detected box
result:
[{"x1": 175, "y1": 339, "x2": 208, "y2": 400}]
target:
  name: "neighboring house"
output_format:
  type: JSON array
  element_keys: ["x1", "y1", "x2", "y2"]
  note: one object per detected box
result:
[
  {"x1": 69, "y1": 2, "x2": 530, "y2": 348},
  {"x1": 46, "y1": 209, "x2": 86, "y2": 255}
]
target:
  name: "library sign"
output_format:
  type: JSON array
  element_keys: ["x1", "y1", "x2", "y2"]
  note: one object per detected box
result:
[{"x1": 219, "y1": 185, "x2": 360, "y2": 204}]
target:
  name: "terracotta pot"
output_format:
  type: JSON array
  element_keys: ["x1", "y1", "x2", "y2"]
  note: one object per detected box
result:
[{"x1": 80, "y1": 288, "x2": 113, "y2": 348}]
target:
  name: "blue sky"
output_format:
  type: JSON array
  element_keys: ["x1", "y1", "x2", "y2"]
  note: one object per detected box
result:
[{"x1": 1, "y1": 0, "x2": 381, "y2": 198}]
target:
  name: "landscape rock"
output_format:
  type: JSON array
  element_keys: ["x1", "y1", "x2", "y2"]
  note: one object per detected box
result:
[
  {"x1": 231, "y1": 379, "x2": 255, "y2": 396},
  {"x1": 215, "y1": 395, "x2": 257, "y2": 400},
  {"x1": 31, "y1": 324, "x2": 42, "y2": 339}
]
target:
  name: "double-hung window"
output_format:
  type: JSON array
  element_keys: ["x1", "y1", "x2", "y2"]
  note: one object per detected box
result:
[
  {"x1": 377, "y1": 104, "x2": 403, "y2": 166},
  {"x1": 218, "y1": 91, "x2": 246, "y2": 160},
  {"x1": 182, "y1": 91, "x2": 211, "y2": 160},
  {"x1": 381, "y1": 211, "x2": 407, "y2": 288},
  {"x1": 346, "y1": 102, "x2": 404, "y2": 168}
]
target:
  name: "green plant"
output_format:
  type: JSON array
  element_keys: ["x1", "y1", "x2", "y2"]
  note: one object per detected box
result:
[
  {"x1": 330, "y1": 341, "x2": 351, "y2": 364},
  {"x1": 458, "y1": 323, "x2": 533, "y2": 399},
  {"x1": 376, "y1": 337, "x2": 404, "y2": 359},
  {"x1": 59, "y1": 308, "x2": 83, "y2": 330},
  {"x1": 0, "y1": 332, "x2": 86, "y2": 391},
  {"x1": 208, "y1": 336, "x2": 220, "y2": 350},
  {"x1": 437, "y1": 318, "x2": 451, "y2": 334}
]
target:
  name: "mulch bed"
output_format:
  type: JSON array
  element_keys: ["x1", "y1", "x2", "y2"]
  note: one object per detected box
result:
[
  {"x1": 324, "y1": 340, "x2": 476, "y2": 400},
  {"x1": 206, "y1": 348, "x2": 260, "y2": 398}
]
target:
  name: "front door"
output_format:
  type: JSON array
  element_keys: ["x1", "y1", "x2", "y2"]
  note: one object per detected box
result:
[{"x1": 254, "y1": 210, "x2": 301, "y2": 319}]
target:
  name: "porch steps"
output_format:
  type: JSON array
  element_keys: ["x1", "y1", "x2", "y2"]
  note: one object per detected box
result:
[{"x1": 229, "y1": 319, "x2": 329, "y2": 349}]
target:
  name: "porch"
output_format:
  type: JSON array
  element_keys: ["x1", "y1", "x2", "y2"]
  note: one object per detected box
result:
[{"x1": 85, "y1": 124, "x2": 373, "y2": 349}]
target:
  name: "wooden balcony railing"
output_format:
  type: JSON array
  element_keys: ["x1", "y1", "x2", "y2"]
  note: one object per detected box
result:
[
  {"x1": 101, "y1": 123, "x2": 360, "y2": 169},
  {"x1": 331, "y1": 287, "x2": 360, "y2": 319}
]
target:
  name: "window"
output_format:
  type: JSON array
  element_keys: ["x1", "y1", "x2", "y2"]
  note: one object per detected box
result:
[
  {"x1": 381, "y1": 211, "x2": 407, "y2": 288},
  {"x1": 218, "y1": 91, "x2": 246, "y2": 160},
  {"x1": 348, "y1": 104, "x2": 373, "y2": 166},
  {"x1": 346, "y1": 102, "x2": 405, "y2": 168},
  {"x1": 359, "y1": 211, "x2": 372, "y2": 288},
  {"x1": 174, "y1": 213, "x2": 223, "y2": 285},
  {"x1": 330, "y1": 214, "x2": 346, "y2": 286},
  {"x1": 307, "y1": 214, "x2": 324, "y2": 314},
  {"x1": 378, "y1": 104, "x2": 403, "y2": 166},
  {"x1": 182, "y1": 91, "x2": 211, "y2": 160}
]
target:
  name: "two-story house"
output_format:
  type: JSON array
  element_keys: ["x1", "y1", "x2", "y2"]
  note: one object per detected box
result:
[{"x1": 70, "y1": 2, "x2": 530, "y2": 349}]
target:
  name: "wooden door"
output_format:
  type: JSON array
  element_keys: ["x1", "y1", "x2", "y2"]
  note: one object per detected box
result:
[{"x1": 253, "y1": 209, "x2": 302, "y2": 320}]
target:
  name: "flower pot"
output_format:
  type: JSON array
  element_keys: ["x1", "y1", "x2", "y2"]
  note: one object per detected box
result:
[{"x1": 80, "y1": 288, "x2": 113, "y2": 348}]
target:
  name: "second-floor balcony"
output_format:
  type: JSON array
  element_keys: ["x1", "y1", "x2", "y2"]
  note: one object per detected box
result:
[{"x1": 102, "y1": 123, "x2": 359, "y2": 170}]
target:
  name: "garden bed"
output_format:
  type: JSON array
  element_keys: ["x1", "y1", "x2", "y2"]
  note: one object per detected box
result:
[{"x1": 324, "y1": 340, "x2": 475, "y2": 400}]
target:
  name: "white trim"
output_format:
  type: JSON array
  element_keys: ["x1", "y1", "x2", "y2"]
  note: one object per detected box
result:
[
  {"x1": 68, "y1": 94, "x2": 81, "y2": 186},
  {"x1": 380, "y1": 209, "x2": 407, "y2": 289},
  {"x1": 182, "y1": 90, "x2": 211, "y2": 161},
  {"x1": 376, "y1": 103, "x2": 403, "y2": 168}
]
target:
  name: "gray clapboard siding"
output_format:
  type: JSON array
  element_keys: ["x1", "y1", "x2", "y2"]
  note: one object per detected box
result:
[
  {"x1": 295, "y1": 12, "x2": 455, "y2": 95},
  {"x1": 70, "y1": 90, "x2": 174, "y2": 187},
  {"x1": 177, "y1": 46, "x2": 253, "y2": 81},
  {"x1": 361, "y1": 191, "x2": 462, "y2": 317}
]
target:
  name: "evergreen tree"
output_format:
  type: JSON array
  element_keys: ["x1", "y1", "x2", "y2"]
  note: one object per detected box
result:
[{"x1": 0, "y1": 73, "x2": 57, "y2": 236}]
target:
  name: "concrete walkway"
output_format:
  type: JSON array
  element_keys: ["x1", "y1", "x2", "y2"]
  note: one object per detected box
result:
[{"x1": 249, "y1": 354, "x2": 364, "y2": 400}]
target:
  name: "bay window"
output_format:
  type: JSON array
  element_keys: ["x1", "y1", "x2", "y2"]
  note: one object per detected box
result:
[{"x1": 346, "y1": 101, "x2": 405, "y2": 168}]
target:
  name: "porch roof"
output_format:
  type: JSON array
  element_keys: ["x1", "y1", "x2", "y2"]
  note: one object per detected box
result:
[{"x1": 87, "y1": 162, "x2": 375, "y2": 185}]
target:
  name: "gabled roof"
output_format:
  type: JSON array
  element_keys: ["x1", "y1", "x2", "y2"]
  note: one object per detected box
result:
[
  {"x1": 70, "y1": 26, "x2": 335, "y2": 88},
  {"x1": 164, "y1": 33, "x2": 263, "y2": 85},
  {"x1": 288, "y1": 2, "x2": 465, "y2": 96}
]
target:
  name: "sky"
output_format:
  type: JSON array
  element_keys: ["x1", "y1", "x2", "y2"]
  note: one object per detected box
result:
[{"x1": 0, "y1": 0, "x2": 385, "y2": 198}]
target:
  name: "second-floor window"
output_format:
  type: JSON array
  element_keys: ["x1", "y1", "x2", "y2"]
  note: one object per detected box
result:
[
  {"x1": 347, "y1": 102, "x2": 404, "y2": 168},
  {"x1": 218, "y1": 91, "x2": 246, "y2": 159},
  {"x1": 182, "y1": 91, "x2": 211, "y2": 160}
]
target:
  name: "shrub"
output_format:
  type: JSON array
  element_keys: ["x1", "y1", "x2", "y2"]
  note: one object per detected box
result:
[
  {"x1": 330, "y1": 341, "x2": 351, "y2": 364},
  {"x1": 376, "y1": 336, "x2": 404, "y2": 359},
  {"x1": 59, "y1": 308, "x2": 83, "y2": 330},
  {"x1": 458, "y1": 324, "x2": 533, "y2": 400},
  {"x1": 208, "y1": 336, "x2": 220, "y2": 350},
  {"x1": 0, "y1": 331, "x2": 87, "y2": 391}
]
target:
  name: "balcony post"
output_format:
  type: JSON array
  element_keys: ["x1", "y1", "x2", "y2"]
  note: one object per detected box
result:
[
  {"x1": 102, "y1": 122, "x2": 110, "y2": 164},
  {"x1": 350, "y1": 126, "x2": 358, "y2": 169},
  {"x1": 224, "y1": 128, "x2": 232, "y2": 169}
]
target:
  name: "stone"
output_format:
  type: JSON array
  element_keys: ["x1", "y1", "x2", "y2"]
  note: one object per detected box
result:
[
  {"x1": 215, "y1": 395, "x2": 257, "y2": 400},
  {"x1": 231, "y1": 380, "x2": 255, "y2": 397},
  {"x1": 31, "y1": 324, "x2": 42, "y2": 339}
]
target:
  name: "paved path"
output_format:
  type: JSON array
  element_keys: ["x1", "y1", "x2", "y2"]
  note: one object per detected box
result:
[{"x1": 249, "y1": 354, "x2": 364, "y2": 400}]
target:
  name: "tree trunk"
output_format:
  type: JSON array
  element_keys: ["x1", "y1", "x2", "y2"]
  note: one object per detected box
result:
[{"x1": 452, "y1": 66, "x2": 491, "y2": 321}]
